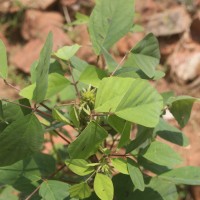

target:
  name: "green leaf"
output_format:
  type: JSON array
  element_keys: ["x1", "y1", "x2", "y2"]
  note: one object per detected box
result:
[
  {"x1": 39, "y1": 180, "x2": 71, "y2": 200},
  {"x1": 79, "y1": 65, "x2": 107, "y2": 88},
  {"x1": 124, "y1": 33, "x2": 160, "y2": 78},
  {"x1": 70, "y1": 182, "x2": 91, "y2": 199},
  {"x1": 20, "y1": 73, "x2": 70, "y2": 100},
  {"x1": 89, "y1": 0, "x2": 135, "y2": 54},
  {"x1": 168, "y1": 96, "x2": 200, "y2": 128},
  {"x1": 52, "y1": 109, "x2": 71, "y2": 125},
  {"x1": 159, "y1": 166, "x2": 200, "y2": 185},
  {"x1": 65, "y1": 159, "x2": 94, "y2": 176},
  {"x1": 33, "y1": 32, "x2": 53, "y2": 103},
  {"x1": 54, "y1": 44, "x2": 81, "y2": 61},
  {"x1": 95, "y1": 77, "x2": 163, "y2": 127},
  {"x1": 0, "y1": 40, "x2": 8, "y2": 79},
  {"x1": 154, "y1": 118, "x2": 189, "y2": 146},
  {"x1": 0, "y1": 114, "x2": 44, "y2": 166},
  {"x1": 126, "y1": 126, "x2": 153, "y2": 153},
  {"x1": 0, "y1": 100, "x2": 4, "y2": 121},
  {"x1": 108, "y1": 115, "x2": 131, "y2": 147},
  {"x1": 94, "y1": 173, "x2": 114, "y2": 200},
  {"x1": 0, "y1": 186, "x2": 18, "y2": 200},
  {"x1": 101, "y1": 47, "x2": 117, "y2": 72},
  {"x1": 141, "y1": 141, "x2": 182, "y2": 167},
  {"x1": 111, "y1": 158, "x2": 128, "y2": 174},
  {"x1": 69, "y1": 12, "x2": 89, "y2": 26},
  {"x1": 138, "y1": 157, "x2": 170, "y2": 175},
  {"x1": 68, "y1": 121, "x2": 108, "y2": 159},
  {"x1": 127, "y1": 158, "x2": 145, "y2": 191},
  {"x1": 129, "y1": 177, "x2": 178, "y2": 200},
  {"x1": 0, "y1": 153, "x2": 55, "y2": 185}
]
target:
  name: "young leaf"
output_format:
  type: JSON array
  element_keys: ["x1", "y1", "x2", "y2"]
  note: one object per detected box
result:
[
  {"x1": 89, "y1": 0, "x2": 135, "y2": 54},
  {"x1": 52, "y1": 109, "x2": 71, "y2": 125},
  {"x1": 154, "y1": 118, "x2": 189, "y2": 146},
  {"x1": 127, "y1": 158, "x2": 145, "y2": 191},
  {"x1": 79, "y1": 65, "x2": 107, "y2": 88},
  {"x1": 65, "y1": 159, "x2": 94, "y2": 176},
  {"x1": 168, "y1": 96, "x2": 200, "y2": 128},
  {"x1": 95, "y1": 77, "x2": 163, "y2": 127},
  {"x1": 69, "y1": 182, "x2": 91, "y2": 199},
  {"x1": 54, "y1": 44, "x2": 81, "y2": 61},
  {"x1": 111, "y1": 158, "x2": 128, "y2": 174},
  {"x1": 68, "y1": 121, "x2": 108, "y2": 159},
  {"x1": 94, "y1": 173, "x2": 114, "y2": 200},
  {"x1": 20, "y1": 73, "x2": 70, "y2": 100},
  {"x1": 33, "y1": 32, "x2": 53, "y2": 103},
  {"x1": 39, "y1": 180, "x2": 71, "y2": 200},
  {"x1": 141, "y1": 141, "x2": 182, "y2": 167},
  {"x1": 0, "y1": 40, "x2": 8, "y2": 79},
  {"x1": 0, "y1": 114, "x2": 44, "y2": 166},
  {"x1": 159, "y1": 166, "x2": 200, "y2": 185},
  {"x1": 69, "y1": 12, "x2": 89, "y2": 26}
]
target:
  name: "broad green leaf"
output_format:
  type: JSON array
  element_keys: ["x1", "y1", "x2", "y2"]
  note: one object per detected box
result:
[
  {"x1": 95, "y1": 77, "x2": 163, "y2": 127},
  {"x1": 127, "y1": 158, "x2": 145, "y2": 191},
  {"x1": 20, "y1": 73, "x2": 70, "y2": 100},
  {"x1": 161, "y1": 91, "x2": 174, "y2": 106},
  {"x1": 0, "y1": 153, "x2": 55, "y2": 185},
  {"x1": 0, "y1": 114, "x2": 44, "y2": 166},
  {"x1": 89, "y1": 0, "x2": 135, "y2": 54},
  {"x1": 33, "y1": 32, "x2": 53, "y2": 103},
  {"x1": 124, "y1": 33, "x2": 160, "y2": 78},
  {"x1": 54, "y1": 44, "x2": 81, "y2": 61},
  {"x1": 79, "y1": 65, "x2": 107, "y2": 88},
  {"x1": 39, "y1": 180, "x2": 71, "y2": 200},
  {"x1": 0, "y1": 40, "x2": 8, "y2": 79},
  {"x1": 70, "y1": 182, "x2": 91, "y2": 199},
  {"x1": 1, "y1": 99, "x2": 31, "y2": 125},
  {"x1": 141, "y1": 141, "x2": 182, "y2": 167},
  {"x1": 0, "y1": 100, "x2": 4, "y2": 121},
  {"x1": 101, "y1": 47, "x2": 117, "y2": 72},
  {"x1": 112, "y1": 174, "x2": 134, "y2": 200},
  {"x1": 68, "y1": 121, "x2": 108, "y2": 159},
  {"x1": 129, "y1": 177, "x2": 178, "y2": 200},
  {"x1": 159, "y1": 166, "x2": 200, "y2": 185},
  {"x1": 130, "y1": 24, "x2": 144, "y2": 33},
  {"x1": 108, "y1": 115, "x2": 131, "y2": 147},
  {"x1": 30, "y1": 61, "x2": 39, "y2": 83},
  {"x1": 65, "y1": 159, "x2": 94, "y2": 176},
  {"x1": 94, "y1": 173, "x2": 114, "y2": 200},
  {"x1": 52, "y1": 109, "x2": 71, "y2": 124},
  {"x1": 70, "y1": 56, "x2": 88, "y2": 72},
  {"x1": 126, "y1": 126, "x2": 153, "y2": 153},
  {"x1": 168, "y1": 96, "x2": 200, "y2": 128},
  {"x1": 138, "y1": 157, "x2": 170, "y2": 175},
  {"x1": 154, "y1": 118, "x2": 189, "y2": 146},
  {"x1": 0, "y1": 186, "x2": 18, "y2": 200},
  {"x1": 111, "y1": 158, "x2": 128, "y2": 174}
]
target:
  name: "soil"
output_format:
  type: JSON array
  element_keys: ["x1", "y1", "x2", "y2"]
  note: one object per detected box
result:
[{"x1": 0, "y1": 0, "x2": 200, "y2": 199}]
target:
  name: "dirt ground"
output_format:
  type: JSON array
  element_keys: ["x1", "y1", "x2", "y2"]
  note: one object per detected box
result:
[{"x1": 0, "y1": 0, "x2": 200, "y2": 199}]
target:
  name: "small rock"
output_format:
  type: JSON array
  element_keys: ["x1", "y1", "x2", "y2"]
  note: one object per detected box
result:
[
  {"x1": 0, "y1": 0, "x2": 11, "y2": 13},
  {"x1": 146, "y1": 7, "x2": 191, "y2": 36},
  {"x1": 169, "y1": 52, "x2": 200, "y2": 84}
]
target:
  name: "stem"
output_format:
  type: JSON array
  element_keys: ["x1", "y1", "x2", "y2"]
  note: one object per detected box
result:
[
  {"x1": 3, "y1": 80, "x2": 20, "y2": 91},
  {"x1": 53, "y1": 130, "x2": 71, "y2": 144},
  {"x1": 1, "y1": 99, "x2": 52, "y2": 118},
  {"x1": 110, "y1": 50, "x2": 131, "y2": 76},
  {"x1": 25, "y1": 164, "x2": 66, "y2": 200}
]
